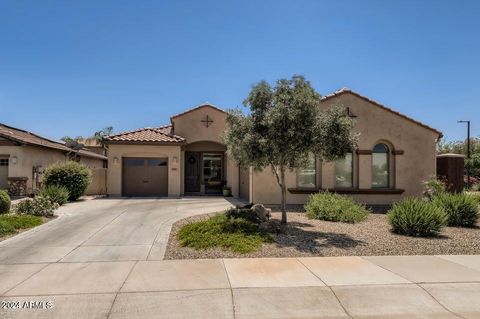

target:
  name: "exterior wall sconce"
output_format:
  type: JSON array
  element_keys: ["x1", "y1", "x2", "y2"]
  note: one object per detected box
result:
[
  {"x1": 172, "y1": 156, "x2": 178, "y2": 171},
  {"x1": 11, "y1": 156, "x2": 18, "y2": 164},
  {"x1": 113, "y1": 157, "x2": 119, "y2": 165}
]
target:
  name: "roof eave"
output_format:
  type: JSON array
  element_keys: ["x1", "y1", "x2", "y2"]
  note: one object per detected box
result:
[
  {"x1": 104, "y1": 140, "x2": 186, "y2": 146},
  {"x1": 321, "y1": 89, "x2": 443, "y2": 138},
  {"x1": 170, "y1": 104, "x2": 226, "y2": 120}
]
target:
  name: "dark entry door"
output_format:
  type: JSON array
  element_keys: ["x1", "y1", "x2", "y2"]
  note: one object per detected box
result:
[
  {"x1": 185, "y1": 152, "x2": 201, "y2": 192},
  {"x1": 122, "y1": 158, "x2": 168, "y2": 196}
]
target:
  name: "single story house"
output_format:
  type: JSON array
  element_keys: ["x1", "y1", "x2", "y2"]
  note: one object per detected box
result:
[
  {"x1": 104, "y1": 88, "x2": 442, "y2": 205},
  {"x1": 0, "y1": 123, "x2": 107, "y2": 196}
]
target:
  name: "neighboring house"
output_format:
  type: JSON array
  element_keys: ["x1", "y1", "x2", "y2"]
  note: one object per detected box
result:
[
  {"x1": 76, "y1": 138, "x2": 106, "y2": 156},
  {"x1": 0, "y1": 123, "x2": 107, "y2": 196},
  {"x1": 104, "y1": 88, "x2": 442, "y2": 205}
]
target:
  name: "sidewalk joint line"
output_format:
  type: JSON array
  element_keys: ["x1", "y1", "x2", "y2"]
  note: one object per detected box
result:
[
  {"x1": 106, "y1": 260, "x2": 138, "y2": 319},
  {"x1": 416, "y1": 283, "x2": 467, "y2": 319},
  {"x1": 1, "y1": 263, "x2": 51, "y2": 297},
  {"x1": 359, "y1": 257, "x2": 468, "y2": 318},
  {"x1": 221, "y1": 259, "x2": 236, "y2": 319},
  {"x1": 296, "y1": 258, "x2": 353, "y2": 319}
]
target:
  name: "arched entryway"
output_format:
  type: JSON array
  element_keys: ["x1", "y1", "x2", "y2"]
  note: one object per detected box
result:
[{"x1": 183, "y1": 141, "x2": 227, "y2": 195}]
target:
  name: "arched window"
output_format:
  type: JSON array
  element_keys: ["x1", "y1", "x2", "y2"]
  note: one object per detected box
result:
[{"x1": 372, "y1": 143, "x2": 389, "y2": 188}]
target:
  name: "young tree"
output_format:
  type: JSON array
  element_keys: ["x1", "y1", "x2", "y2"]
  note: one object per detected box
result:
[{"x1": 224, "y1": 76, "x2": 357, "y2": 225}]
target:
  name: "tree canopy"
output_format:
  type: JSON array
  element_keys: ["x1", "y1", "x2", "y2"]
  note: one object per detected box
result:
[{"x1": 224, "y1": 75, "x2": 357, "y2": 224}]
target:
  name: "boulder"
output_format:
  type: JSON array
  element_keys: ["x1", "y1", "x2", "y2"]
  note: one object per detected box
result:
[{"x1": 252, "y1": 204, "x2": 271, "y2": 222}]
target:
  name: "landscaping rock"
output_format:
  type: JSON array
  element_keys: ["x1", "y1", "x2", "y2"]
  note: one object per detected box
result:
[{"x1": 252, "y1": 204, "x2": 271, "y2": 222}]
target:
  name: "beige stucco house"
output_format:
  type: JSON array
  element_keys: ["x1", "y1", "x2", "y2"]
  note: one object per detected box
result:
[
  {"x1": 104, "y1": 88, "x2": 442, "y2": 206},
  {"x1": 0, "y1": 123, "x2": 107, "y2": 196}
]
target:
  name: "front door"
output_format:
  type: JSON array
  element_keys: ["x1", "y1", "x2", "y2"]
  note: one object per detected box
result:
[
  {"x1": 185, "y1": 152, "x2": 201, "y2": 192},
  {"x1": 203, "y1": 153, "x2": 223, "y2": 194}
]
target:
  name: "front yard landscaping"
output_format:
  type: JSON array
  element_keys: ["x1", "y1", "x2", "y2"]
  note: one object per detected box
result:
[
  {"x1": 177, "y1": 213, "x2": 273, "y2": 253},
  {"x1": 0, "y1": 214, "x2": 44, "y2": 240},
  {"x1": 0, "y1": 161, "x2": 93, "y2": 242},
  {"x1": 165, "y1": 209, "x2": 480, "y2": 259}
]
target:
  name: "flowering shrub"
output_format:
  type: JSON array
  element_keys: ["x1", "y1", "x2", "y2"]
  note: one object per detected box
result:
[
  {"x1": 14, "y1": 196, "x2": 58, "y2": 217},
  {"x1": 422, "y1": 176, "x2": 446, "y2": 200}
]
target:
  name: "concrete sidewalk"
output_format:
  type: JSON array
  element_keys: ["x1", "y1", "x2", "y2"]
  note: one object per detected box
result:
[{"x1": 1, "y1": 255, "x2": 480, "y2": 318}]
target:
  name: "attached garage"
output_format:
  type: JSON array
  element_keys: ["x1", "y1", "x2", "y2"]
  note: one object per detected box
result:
[{"x1": 122, "y1": 157, "x2": 168, "y2": 196}]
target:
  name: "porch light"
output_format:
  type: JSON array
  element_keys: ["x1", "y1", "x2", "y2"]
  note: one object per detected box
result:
[
  {"x1": 113, "y1": 157, "x2": 119, "y2": 165},
  {"x1": 173, "y1": 156, "x2": 178, "y2": 164},
  {"x1": 11, "y1": 156, "x2": 17, "y2": 164}
]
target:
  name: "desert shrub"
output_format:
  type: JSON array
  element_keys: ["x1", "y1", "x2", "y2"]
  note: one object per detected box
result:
[
  {"x1": 422, "y1": 176, "x2": 446, "y2": 200},
  {"x1": 43, "y1": 161, "x2": 92, "y2": 201},
  {"x1": 14, "y1": 196, "x2": 58, "y2": 217},
  {"x1": 388, "y1": 197, "x2": 447, "y2": 237},
  {"x1": 0, "y1": 190, "x2": 11, "y2": 214},
  {"x1": 225, "y1": 208, "x2": 262, "y2": 224},
  {"x1": 305, "y1": 192, "x2": 369, "y2": 223},
  {"x1": 177, "y1": 214, "x2": 272, "y2": 253},
  {"x1": 466, "y1": 192, "x2": 480, "y2": 205},
  {"x1": 433, "y1": 192, "x2": 479, "y2": 227},
  {"x1": 39, "y1": 185, "x2": 70, "y2": 206}
]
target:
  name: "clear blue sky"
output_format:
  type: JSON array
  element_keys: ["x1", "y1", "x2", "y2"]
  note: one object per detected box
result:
[{"x1": 1, "y1": 0, "x2": 479, "y2": 141}]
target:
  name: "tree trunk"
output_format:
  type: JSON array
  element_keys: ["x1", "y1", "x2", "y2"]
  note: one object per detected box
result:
[{"x1": 280, "y1": 168, "x2": 287, "y2": 225}]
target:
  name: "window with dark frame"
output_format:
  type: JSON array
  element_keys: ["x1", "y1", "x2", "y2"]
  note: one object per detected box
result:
[
  {"x1": 372, "y1": 143, "x2": 390, "y2": 188},
  {"x1": 297, "y1": 153, "x2": 316, "y2": 188},
  {"x1": 335, "y1": 152, "x2": 353, "y2": 188}
]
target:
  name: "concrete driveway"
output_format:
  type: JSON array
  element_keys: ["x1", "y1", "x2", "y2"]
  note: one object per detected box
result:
[{"x1": 0, "y1": 197, "x2": 238, "y2": 264}]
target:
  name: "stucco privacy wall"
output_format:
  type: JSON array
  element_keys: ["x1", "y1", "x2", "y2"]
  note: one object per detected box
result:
[
  {"x1": 251, "y1": 92, "x2": 439, "y2": 205},
  {"x1": 107, "y1": 144, "x2": 182, "y2": 196}
]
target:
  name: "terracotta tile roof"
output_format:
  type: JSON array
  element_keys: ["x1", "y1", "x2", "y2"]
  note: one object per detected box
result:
[
  {"x1": 170, "y1": 103, "x2": 226, "y2": 120},
  {"x1": 0, "y1": 123, "x2": 107, "y2": 160},
  {"x1": 321, "y1": 88, "x2": 443, "y2": 138},
  {"x1": 104, "y1": 125, "x2": 186, "y2": 144}
]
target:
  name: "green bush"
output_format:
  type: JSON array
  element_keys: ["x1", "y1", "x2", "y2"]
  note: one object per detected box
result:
[
  {"x1": 177, "y1": 214, "x2": 272, "y2": 253},
  {"x1": 0, "y1": 214, "x2": 43, "y2": 237},
  {"x1": 466, "y1": 192, "x2": 480, "y2": 205},
  {"x1": 388, "y1": 197, "x2": 447, "y2": 237},
  {"x1": 305, "y1": 192, "x2": 370, "y2": 223},
  {"x1": 433, "y1": 192, "x2": 479, "y2": 227},
  {"x1": 0, "y1": 190, "x2": 11, "y2": 214},
  {"x1": 225, "y1": 208, "x2": 261, "y2": 224},
  {"x1": 43, "y1": 161, "x2": 92, "y2": 201},
  {"x1": 39, "y1": 185, "x2": 69, "y2": 206},
  {"x1": 14, "y1": 196, "x2": 58, "y2": 217}
]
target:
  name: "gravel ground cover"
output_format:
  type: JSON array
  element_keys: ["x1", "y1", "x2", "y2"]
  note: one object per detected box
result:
[{"x1": 164, "y1": 210, "x2": 480, "y2": 259}]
